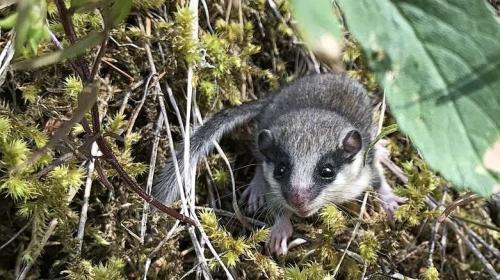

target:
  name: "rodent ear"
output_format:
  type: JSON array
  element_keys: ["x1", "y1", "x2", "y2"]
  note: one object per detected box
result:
[
  {"x1": 342, "y1": 130, "x2": 362, "y2": 157},
  {"x1": 257, "y1": 129, "x2": 274, "y2": 154}
]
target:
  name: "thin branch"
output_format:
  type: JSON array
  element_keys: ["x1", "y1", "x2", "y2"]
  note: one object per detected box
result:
[
  {"x1": 34, "y1": 152, "x2": 74, "y2": 178},
  {"x1": 16, "y1": 219, "x2": 58, "y2": 280},
  {"x1": 89, "y1": 34, "x2": 110, "y2": 81},
  {"x1": 0, "y1": 220, "x2": 31, "y2": 252},
  {"x1": 96, "y1": 136, "x2": 195, "y2": 225},
  {"x1": 126, "y1": 73, "x2": 155, "y2": 137},
  {"x1": 333, "y1": 192, "x2": 369, "y2": 278},
  {"x1": 445, "y1": 219, "x2": 499, "y2": 279},
  {"x1": 438, "y1": 192, "x2": 480, "y2": 222},
  {"x1": 54, "y1": 0, "x2": 91, "y2": 81},
  {"x1": 140, "y1": 114, "x2": 164, "y2": 243},
  {"x1": 428, "y1": 187, "x2": 447, "y2": 267},
  {"x1": 452, "y1": 214, "x2": 500, "y2": 232},
  {"x1": 458, "y1": 220, "x2": 500, "y2": 259},
  {"x1": 426, "y1": 197, "x2": 499, "y2": 279},
  {"x1": 143, "y1": 221, "x2": 183, "y2": 280},
  {"x1": 76, "y1": 142, "x2": 98, "y2": 254}
]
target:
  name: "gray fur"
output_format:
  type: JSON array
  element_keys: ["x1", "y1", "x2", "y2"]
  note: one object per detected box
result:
[{"x1": 154, "y1": 73, "x2": 380, "y2": 213}]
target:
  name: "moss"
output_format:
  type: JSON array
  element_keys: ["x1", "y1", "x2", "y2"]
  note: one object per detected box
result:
[
  {"x1": 0, "y1": 1, "x2": 496, "y2": 279},
  {"x1": 359, "y1": 230, "x2": 379, "y2": 265}
]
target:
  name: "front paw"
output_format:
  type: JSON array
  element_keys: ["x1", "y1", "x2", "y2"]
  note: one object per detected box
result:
[
  {"x1": 241, "y1": 185, "x2": 265, "y2": 214},
  {"x1": 380, "y1": 191, "x2": 407, "y2": 215},
  {"x1": 268, "y1": 218, "x2": 293, "y2": 256}
]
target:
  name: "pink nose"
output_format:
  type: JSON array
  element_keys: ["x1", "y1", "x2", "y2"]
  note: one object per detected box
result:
[{"x1": 287, "y1": 188, "x2": 310, "y2": 210}]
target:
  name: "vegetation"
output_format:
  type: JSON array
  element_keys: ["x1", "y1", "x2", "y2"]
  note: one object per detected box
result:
[{"x1": 0, "y1": 0, "x2": 498, "y2": 279}]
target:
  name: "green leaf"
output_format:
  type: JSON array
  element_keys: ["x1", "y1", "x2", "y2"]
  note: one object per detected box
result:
[
  {"x1": 0, "y1": 13, "x2": 18, "y2": 29},
  {"x1": 335, "y1": 0, "x2": 500, "y2": 196},
  {"x1": 12, "y1": 31, "x2": 105, "y2": 70},
  {"x1": 12, "y1": 0, "x2": 49, "y2": 56},
  {"x1": 290, "y1": 0, "x2": 343, "y2": 60},
  {"x1": 103, "y1": 0, "x2": 133, "y2": 28}
]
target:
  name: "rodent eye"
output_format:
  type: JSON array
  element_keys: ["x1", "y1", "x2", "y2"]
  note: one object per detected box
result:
[
  {"x1": 274, "y1": 163, "x2": 288, "y2": 179},
  {"x1": 319, "y1": 165, "x2": 335, "y2": 179}
]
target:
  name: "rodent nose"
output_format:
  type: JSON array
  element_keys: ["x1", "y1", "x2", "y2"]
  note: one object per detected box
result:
[{"x1": 286, "y1": 188, "x2": 310, "y2": 209}]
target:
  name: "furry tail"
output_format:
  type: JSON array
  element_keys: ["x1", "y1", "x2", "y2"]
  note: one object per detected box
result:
[{"x1": 153, "y1": 99, "x2": 267, "y2": 204}]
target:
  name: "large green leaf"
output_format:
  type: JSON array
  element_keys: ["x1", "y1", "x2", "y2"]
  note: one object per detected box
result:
[
  {"x1": 290, "y1": 0, "x2": 343, "y2": 60},
  {"x1": 334, "y1": 0, "x2": 500, "y2": 196}
]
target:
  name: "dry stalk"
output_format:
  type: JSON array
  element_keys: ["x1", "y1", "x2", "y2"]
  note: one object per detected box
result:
[
  {"x1": 140, "y1": 114, "x2": 164, "y2": 244},
  {"x1": 76, "y1": 142, "x2": 99, "y2": 254}
]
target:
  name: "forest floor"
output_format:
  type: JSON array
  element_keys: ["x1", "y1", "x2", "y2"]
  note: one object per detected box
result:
[{"x1": 0, "y1": 0, "x2": 499, "y2": 279}]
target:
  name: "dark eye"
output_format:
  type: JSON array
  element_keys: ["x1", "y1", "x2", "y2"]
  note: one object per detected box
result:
[
  {"x1": 274, "y1": 163, "x2": 288, "y2": 179},
  {"x1": 319, "y1": 165, "x2": 335, "y2": 179}
]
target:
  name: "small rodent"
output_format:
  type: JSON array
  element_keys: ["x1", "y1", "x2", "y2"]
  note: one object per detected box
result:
[{"x1": 154, "y1": 73, "x2": 406, "y2": 255}]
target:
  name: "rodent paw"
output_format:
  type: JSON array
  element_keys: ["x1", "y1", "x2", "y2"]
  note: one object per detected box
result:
[
  {"x1": 241, "y1": 185, "x2": 265, "y2": 214},
  {"x1": 268, "y1": 219, "x2": 293, "y2": 256},
  {"x1": 380, "y1": 192, "x2": 407, "y2": 216}
]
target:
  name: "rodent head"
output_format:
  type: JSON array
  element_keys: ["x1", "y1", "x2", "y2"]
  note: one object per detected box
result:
[{"x1": 257, "y1": 110, "x2": 371, "y2": 217}]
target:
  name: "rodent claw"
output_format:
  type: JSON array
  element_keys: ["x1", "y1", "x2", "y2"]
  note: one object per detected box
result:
[
  {"x1": 268, "y1": 216, "x2": 293, "y2": 255},
  {"x1": 243, "y1": 184, "x2": 265, "y2": 214}
]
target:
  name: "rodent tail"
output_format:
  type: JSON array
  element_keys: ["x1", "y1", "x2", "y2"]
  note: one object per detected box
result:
[{"x1": 153, "y1": 99, "x2": 267, "y2": 204}]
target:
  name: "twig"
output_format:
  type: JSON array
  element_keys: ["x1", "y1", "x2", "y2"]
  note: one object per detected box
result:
[
  {"x1": 164, "y1": 81, "x2": 185, "y2": 132},
  {"x1": 183, "y1": 0, "x2": 197, "y2": 208},
  {"x1": 102, "y1": 59, "x2": 135, "y2": 81},
  {"x1": 96, "y1": 136, "x2": 195, "y2": 225},
  {"x1": 438, "y1": 192, "x2": 480, "y2": 223},
  {"x1": 428, "y1": 187, "x2": 447, "y2": 267},
  {"x1": 140, "y1": 114, "x2": 164, "y2": 244},
  {"x1": 126, "y1": 73, "x2": 155, "y2": 137},
  {"x1": 445, "y1": 219, "x2": 499, "y2": 279},
  {"x1": 426, "y1": 197, "x2": 500, "y2": 279},
  {"x1": 439, "y1": 224, "x2": 448, "y2": 272},
  {"x1": 16, "y1": 219, "x2": 58, "y2": 280},
  {"x1": 0, "y1": 220, "x2": 31, "y2": 252},
  {"x1": 143, "y1": 221, "x2": 183, "y2": 280},
  {"x1": 458, "y1": 220, "x2": 500, "y2": 259},
  {"x1": 34, "y1": 152, "x2": 74, "y2": 178},
  {"x1": 188, "y1": 228, "x2": 212, "y2": 280},
  {"x1": 380, "y1": 156, "x2": 408, "y2": 184},
  {"x1": 225, "y1": 0, "x2": 233, "y2": 22},
  {"x1": 89, "y1": 34, "x2": 109, "y2": 81},
  {"x1": 94, "y1": 159, "x2": 115, "y2": 192},
  {"x1": 332, "y1": 192, "x2": 369, "y2": 278},
  {"x1": 54, "y1": 0, "x2": 91, "y2": 81},
  {"x1": 47, "y1": 29, "x2": 85, "y2": 79},
  {"x1": 452, "y1": 214, "x2": 500, "y2": 232},
  {"x1": 117, "y1": 80, "x2": 144, "y2": 115},
  {"x1": 76, "y1": 142, "x2": 98, "y2": 254},
  {"x1": 194, "y1": 206, "x2": 268, "y2": 227},
  {"x1": 200, "y1": 0, "x2": 214, "y2": 33}
]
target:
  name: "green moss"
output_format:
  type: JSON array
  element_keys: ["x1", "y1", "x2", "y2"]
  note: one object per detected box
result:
[
  {"x1": 394, "y1": 160, "x2": 441, "y2": 226},
  {"x1": 64, "y1": 75, "x2": 83, "y2": 100},
  {"x1": 359, "y1": 230, "x2": 379, "y2": 265},
  {"x1": 172, "y1": 8, "x2": 201, "y2": 65},
  {"x1": 1, "y1": 138, "x2": 30, "y2": 168},
  {"x1": 422, "y1": 266, "x2": 440, "y2": 280},
  {"x1": 65, "y1": 257, "x2": 126, "y2": 280}
]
